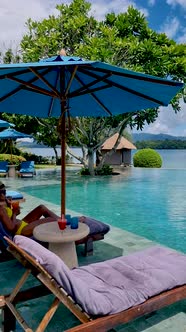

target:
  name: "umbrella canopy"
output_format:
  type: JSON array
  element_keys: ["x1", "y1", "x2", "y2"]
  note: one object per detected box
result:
[
  {"x1": 0, "y1": 55, "x2": 183, "y2": 118},
  {"x1": 0, "y1": 119, "x2": 15, "y2": 128},
  {"x1": 0, "y1": 54, "x2": 184, "y2": 216},
  {"x1": 0, "y1": 128, "x2": 31, "y2": 161},
  {"x1": 0, "y1": 128, "x2": 31, "y2": 140}
]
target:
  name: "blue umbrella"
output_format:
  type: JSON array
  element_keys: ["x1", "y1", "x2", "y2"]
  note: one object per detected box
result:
[
  {"x1": 0, "y1": 53, "x2": 184, "y2": 215},
  {"x1": 0, "y1": 119, "x2": 15, "y2": 128},
  {"x1": 0, "y1": 128, "x2": 31, "y2": 140},
  {"x1": 0, "y1": 128, "x2": 31, "y2": 161}
]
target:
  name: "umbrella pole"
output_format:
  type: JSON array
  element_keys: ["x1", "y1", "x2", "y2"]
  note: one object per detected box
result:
[
  {"x1": 10, "y1": 140, "x2": 13, "y2": 163},
  {"x1": 61, "y1": 105, "x2": 66, "y2": 218}
]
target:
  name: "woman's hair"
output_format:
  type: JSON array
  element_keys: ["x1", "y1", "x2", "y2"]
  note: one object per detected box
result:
[{"x1": 0, "y1": 181, "x2": 5, "y2": 190}]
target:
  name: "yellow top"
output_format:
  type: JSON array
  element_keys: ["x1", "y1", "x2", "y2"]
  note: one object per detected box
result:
[
  {"x1": 5, "y1": 205, "x2": 28, "y2": 235},
  {"x1": 6, "y1": 206, "x2": 13, "y2": 218},
  {"x1": 15, "y1": 220, "x2": 28, "y2": 235}
]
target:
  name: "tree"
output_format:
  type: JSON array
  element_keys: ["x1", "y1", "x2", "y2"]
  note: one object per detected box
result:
[
  {"x1": 1, "y1": 0, "x2": 185, "y2": 173},
  {"x1": 66, "y1": 116, "x2": 136, "y2": 175}
]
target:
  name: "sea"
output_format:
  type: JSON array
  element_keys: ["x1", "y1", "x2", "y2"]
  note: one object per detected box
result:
[{"x1": 22, "y1": 146, "x2": 186, "y2": 169}]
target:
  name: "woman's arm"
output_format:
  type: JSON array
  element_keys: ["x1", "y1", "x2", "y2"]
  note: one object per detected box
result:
[{"x1": 0, "y1": 206, "x2": 17, "y2": 232}]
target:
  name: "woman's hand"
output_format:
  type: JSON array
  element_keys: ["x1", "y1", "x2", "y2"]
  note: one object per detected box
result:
[
  {"x1": 12, "y1": 202, "x2": 21, "y2": 216},
  {"x1": 5, "y1": 196, "x2": 12, "y2": 208}
]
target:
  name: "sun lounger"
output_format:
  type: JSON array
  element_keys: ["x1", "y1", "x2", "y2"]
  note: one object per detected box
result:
[
  {"x1": 77, "y1": 217, "x2": 110, "y2": 255},
  {"x1": 0, "y1": 161, "x2": 8, "y2": 177},
  {"x1": 1, "y1": 236, "x2": 186, "y2": 332},
  {"x1": 18, "y1": 161, "x2": 35, "y2": 178},
  {"x1": 6, "y1": 190, "x2": 25, "y2": 203}
]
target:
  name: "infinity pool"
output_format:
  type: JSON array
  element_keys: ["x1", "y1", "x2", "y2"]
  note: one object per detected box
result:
[{"x1": 22, "y1": 167, "x2": 186, "y2": 253}]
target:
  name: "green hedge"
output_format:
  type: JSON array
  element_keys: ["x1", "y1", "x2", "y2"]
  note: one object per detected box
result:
[
  {"x1": 0, "y1": 154, "x2": 26, "y2": 165},
  {"x1": 133, "y1": 149, "x2": 162, "y2": 168}
]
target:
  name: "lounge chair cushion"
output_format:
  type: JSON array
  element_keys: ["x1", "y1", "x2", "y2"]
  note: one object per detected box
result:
[
  {"x1": 6, "y1": 190, "x2": 24, "y2": 200},
  {"x1": 82, "y1": 217, "x2": 110, "y2": 235},
  {"x1": 0, "y1": 161, "x2": 8, "y2": 173},
  {"x1": 14, "y1": 235, "x2": 186, "y2": 317},
  {"x1": 19, "y1": 161, "x2": 35, "y2": 173}
]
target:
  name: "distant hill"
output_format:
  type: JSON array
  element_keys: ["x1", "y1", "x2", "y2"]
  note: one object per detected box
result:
[
  {"x1": 17, "y1": 134, "x2": 186, "y2": 148},
  {"x1": 17, "y1": 141, "x2": 61, "y2": 149},
  {"x1": 133, "y1": 133, "x2": 186, "y2": 142},
  {"x1": 17, "y1": 141, "x2": 46, "y2": 148}
]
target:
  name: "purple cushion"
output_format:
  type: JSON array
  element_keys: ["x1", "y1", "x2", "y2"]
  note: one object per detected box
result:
[
  {"x1": 14, "y1": 235, "x2": 73, "y2": 292},
  {"x1": 83, "y1": 217, "x2": 110, "y2": 235},
  {"x1": 13, "y1": 236, "x2": 186, "y2": 317}
]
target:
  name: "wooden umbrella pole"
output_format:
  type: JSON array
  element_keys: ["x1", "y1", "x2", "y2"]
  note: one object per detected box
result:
[
  {"x1": 61, "y1": 102, "x2": 66, "y2": 218},
  {"x1": 10, "y1": 139, "x2": 13, "y2": 163}
]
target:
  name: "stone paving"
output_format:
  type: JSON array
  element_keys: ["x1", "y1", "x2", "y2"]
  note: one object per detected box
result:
[{"x1": 0, "y1": 172, "x2": 186, "y2": 331}]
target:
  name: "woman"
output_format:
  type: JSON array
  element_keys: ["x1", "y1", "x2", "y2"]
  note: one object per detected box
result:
[{"x1": 0, "y1": 181, "x2": 59, "y2": 237}]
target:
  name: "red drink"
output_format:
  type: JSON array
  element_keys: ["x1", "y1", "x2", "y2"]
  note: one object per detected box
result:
[{"x1": 58, "y1": 217, "x2": 67, "y2": 230}]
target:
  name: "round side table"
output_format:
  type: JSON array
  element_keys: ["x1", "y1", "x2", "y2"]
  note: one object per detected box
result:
[{"x1": 33, "y1": 222, "x2": 89, "y2": 269}]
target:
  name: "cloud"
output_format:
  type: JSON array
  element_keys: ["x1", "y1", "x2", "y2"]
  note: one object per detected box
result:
[
  {"x1": 177, "y1": 27, "x2": 186, "y2": 43},
  {"x1": 90, "y1": 0, "x2": 132, "y2": 21},
  {"x1": 0, "y1": 0, "x2": 64, "y2": 49},
  {"x1": 148, "y1": 0, "x2": 156, "y2": 6},
  {"x1": 136, "y1": 100, "x2": 186, "y2": 136},
  {"x1": 166, "y1": 0, "x2": 186, "y2": 10},
  {"x1": 90, "y1": 0, "x2": 149, "y2": 21},
  {"x1": 159, "y1": 16, "x2": 180, "y2": 39},
  {"x1": 0, "y1": 0, "x2": 149, "y2": 49}
]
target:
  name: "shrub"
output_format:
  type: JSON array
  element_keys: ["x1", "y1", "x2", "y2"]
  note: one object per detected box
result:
[
  {"x1": 95, "y1": 164, "x2": 113, "y2": 175},
  {"x1": 0, "y1": 154, "x2": 26, "y2": 165},
  {"x1": 80, "y1": 164, "x2": 113, "y2": 175},
  {"x1": 80, "y1": 167, "x2": 91, "y2": 175},
  {"x1": 133, "y1": 149, "x2": 162, "y2": 168}
]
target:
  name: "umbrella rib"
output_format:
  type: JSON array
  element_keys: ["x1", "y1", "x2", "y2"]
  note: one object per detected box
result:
[
  {"x1": 65, "y1": 65, "x2": 78, "y2": 96},
  {"x1": 22, "y1": 86, "x2": 57, "y2": 98},
  {"x1": 29, "y1": 67, "x2": 60, "y2": 98},
  {"x1": 7, "y1": 76, "x2": 57, "y2": 99},
  {"x1": 78, "y1": 68, "x2": 166, "y2": 106},
  {"x1": 68, "y1": 72, "x2": 112, "y2": 97},
  {"x1": 70, "y1": 84, "x2": 111, "y2": 97},
  {"x1": 0, "y1": 68, "x2": 33, "y2": 79},
  {"x1": 48, "y1": 70, "x2": 61, "y2": 117},
  {"x1": 0, "y1": 68, "x2": 52, "y2": 102},
  {"x1": 74, "y1": 74, "x2": 112, "y2": 116},
  {"x1": 82, "y1": 64, "x2": 183, "y2": 87},
  {"x1": 48, "y1": 97, "x2": 55, "y2": 117},
  {"x1": 106, "y1": 78, "x2": 166, "y2": 106}
]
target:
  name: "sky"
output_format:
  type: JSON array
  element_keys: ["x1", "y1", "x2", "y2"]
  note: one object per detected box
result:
[{"x1": 0, "y1": 0, "x2": 185, "y2": 137}]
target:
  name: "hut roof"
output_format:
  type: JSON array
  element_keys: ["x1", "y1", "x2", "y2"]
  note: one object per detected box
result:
[{"x1": 101, "y1": 133, "x2": 136, "y2": 150}]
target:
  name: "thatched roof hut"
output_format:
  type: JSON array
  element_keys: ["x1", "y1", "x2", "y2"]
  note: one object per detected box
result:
[{"x1": 101, "y1": 133, "x2": 136, "y2": 166}]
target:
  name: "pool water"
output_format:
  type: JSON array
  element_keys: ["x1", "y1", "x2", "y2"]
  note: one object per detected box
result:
[{"x1": 22, "y1": 167, "x2": 186, "y2": 253}]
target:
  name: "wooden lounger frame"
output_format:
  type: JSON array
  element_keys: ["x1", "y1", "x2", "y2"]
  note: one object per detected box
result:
[{"x1": 0, "y1": 237, "x2": 186, "y2": 332}]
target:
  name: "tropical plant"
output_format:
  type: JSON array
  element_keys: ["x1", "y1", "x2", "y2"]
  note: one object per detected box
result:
[{"x1": 0, "y1": 154, "x2": 26, "y2": 165}]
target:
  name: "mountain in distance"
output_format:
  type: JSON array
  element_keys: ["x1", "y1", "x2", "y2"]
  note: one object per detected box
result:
[
  {"x1": 132, "y1": 133, "x2": 186, "y2": 142},
  {"x1": 17, "y1": 134, "x2": 185, "y2": 148},
  {"x1": 17, "y1": 141, "x2": 58, "y2": 148}
]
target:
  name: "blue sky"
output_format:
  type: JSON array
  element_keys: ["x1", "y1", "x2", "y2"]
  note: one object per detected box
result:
[
  {"x1": 136, "y1": 0, "x2": 186, "y2": 43},
  {"x1": 0, "y1": 0, "x2": 185, "y2": 136}
]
